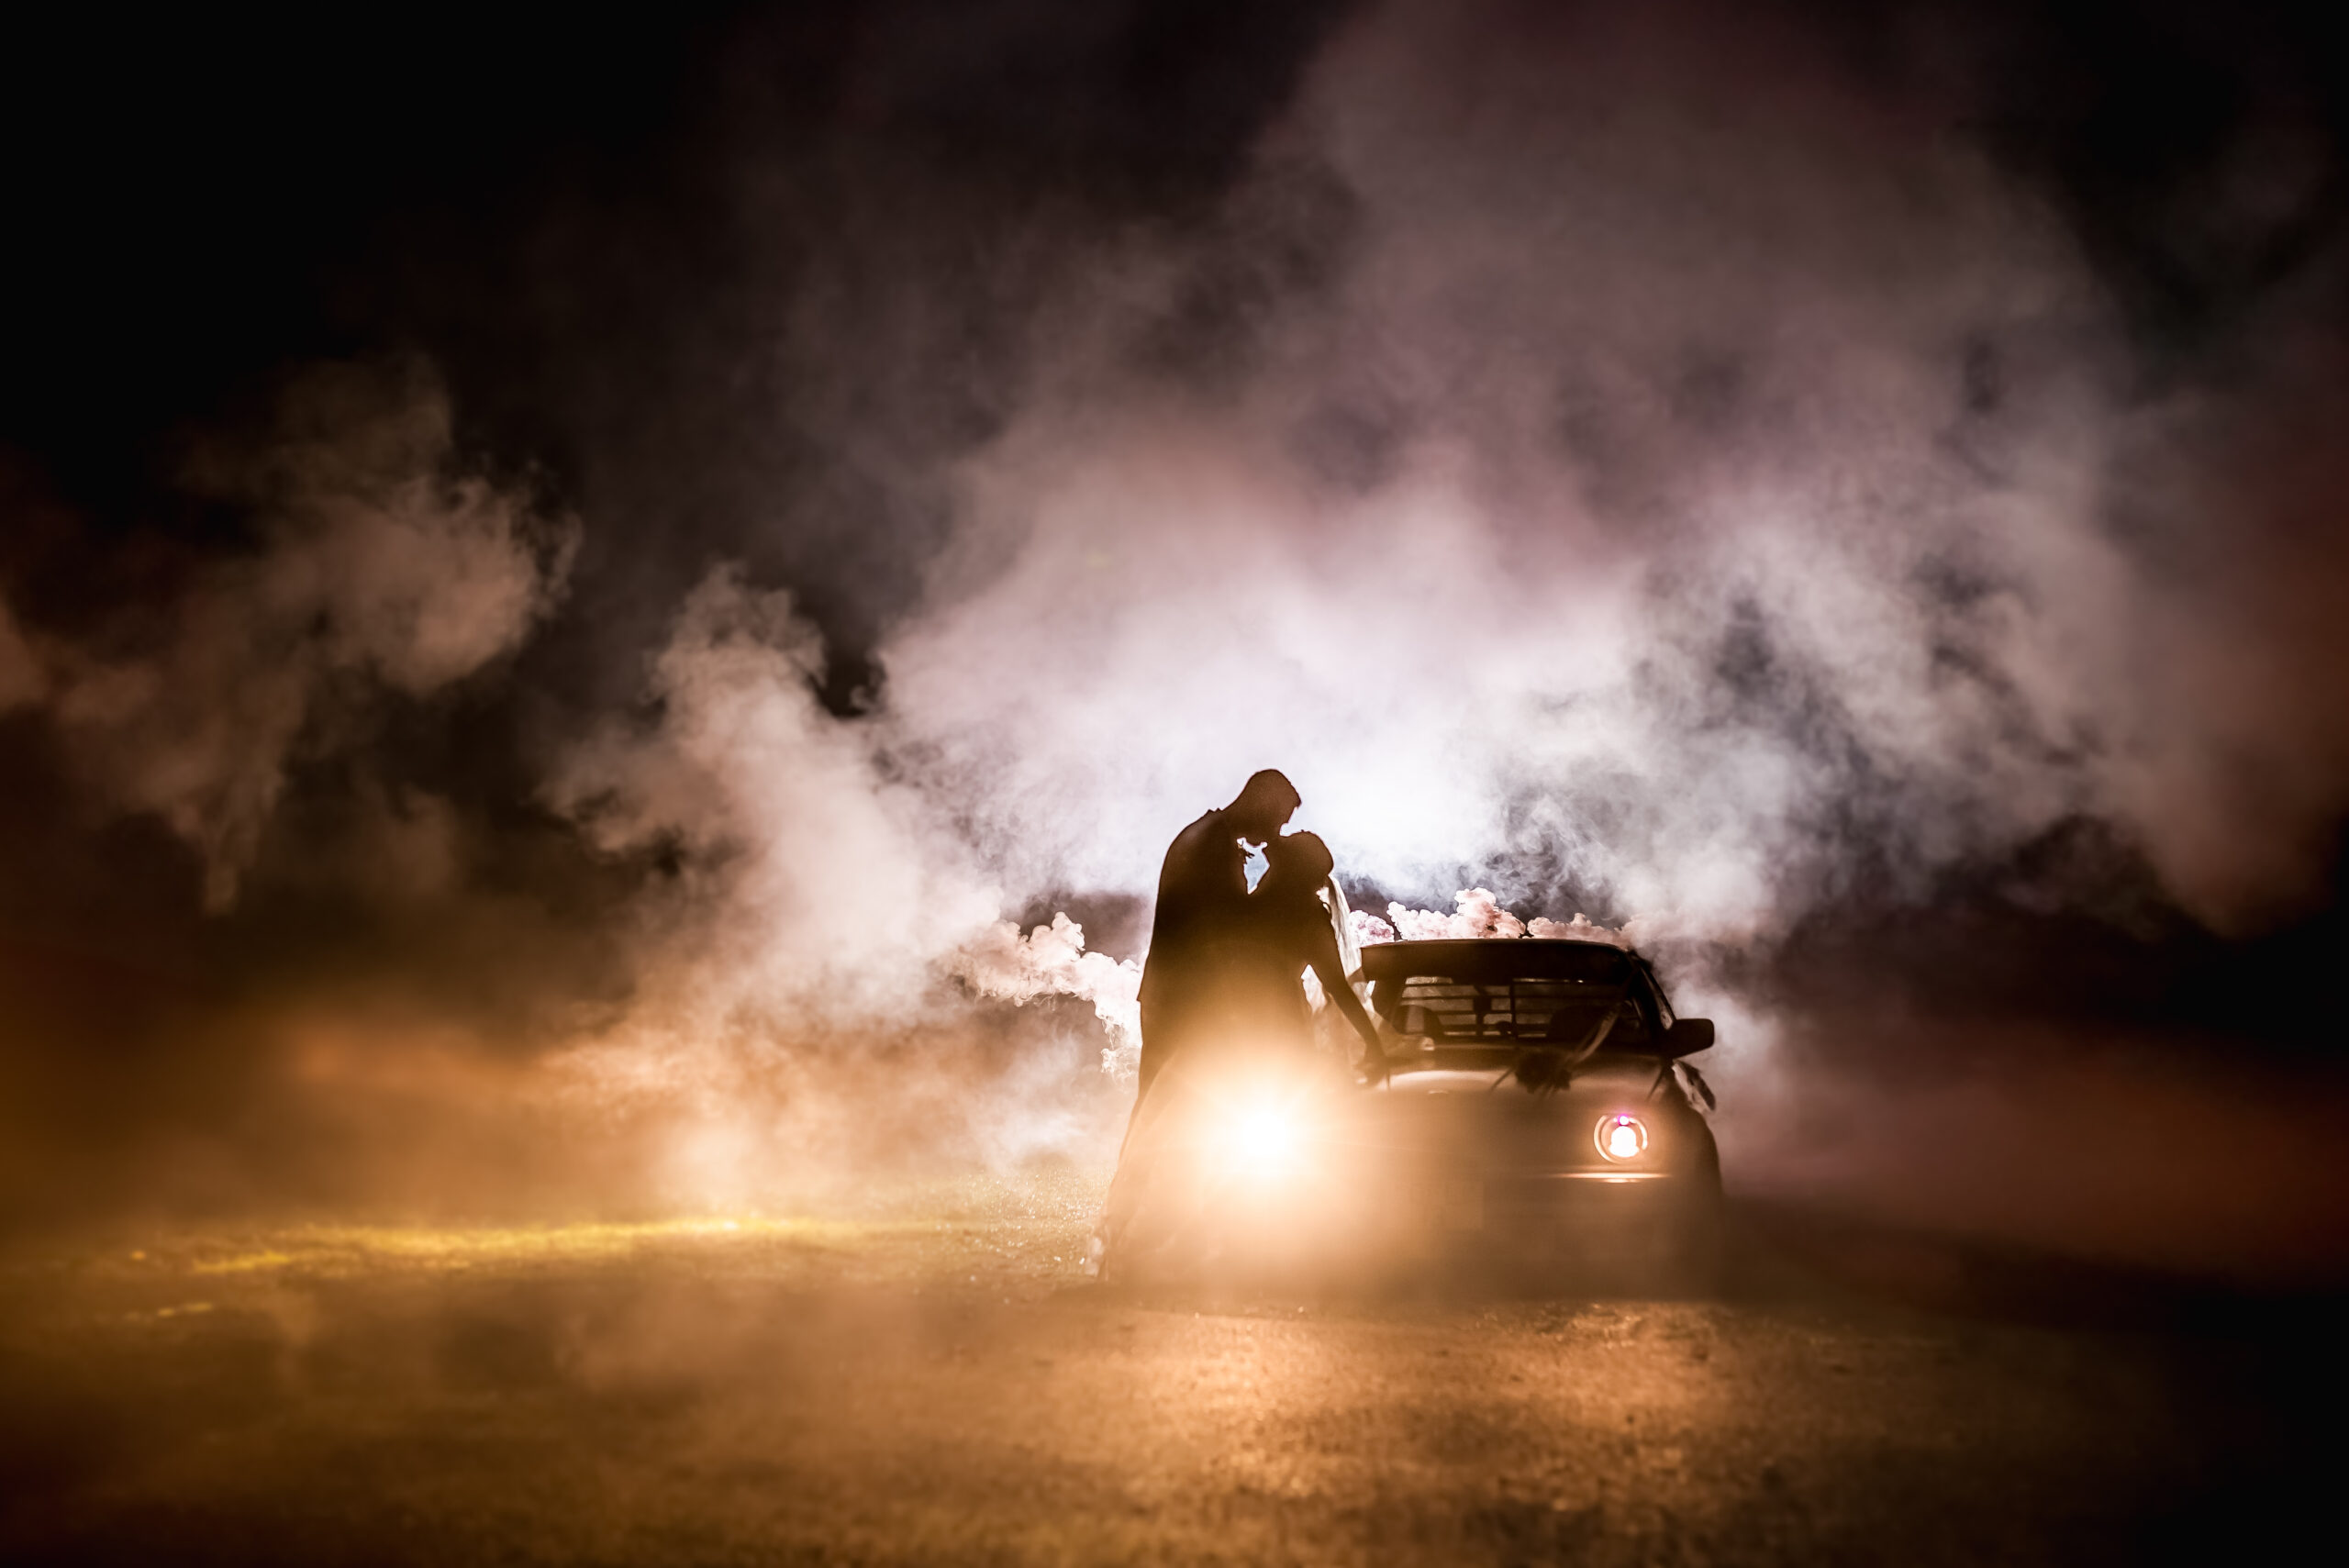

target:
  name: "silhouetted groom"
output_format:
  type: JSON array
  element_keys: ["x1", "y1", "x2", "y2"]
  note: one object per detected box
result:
[{"x1": 1131, "y1": 769, "x2": 1301, "y2": 1103}]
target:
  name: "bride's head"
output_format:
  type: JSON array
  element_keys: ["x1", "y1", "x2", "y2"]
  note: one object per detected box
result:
[{"x1": 1259, "y1": 830, "x2": 1336, "y2": 904}]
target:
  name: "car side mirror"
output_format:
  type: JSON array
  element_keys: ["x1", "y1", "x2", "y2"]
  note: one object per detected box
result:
[{"x1": 1662, "y1": 1018, "x2": 1715, "y2": 1057}]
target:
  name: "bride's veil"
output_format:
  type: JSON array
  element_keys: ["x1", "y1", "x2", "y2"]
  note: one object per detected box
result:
[{"x1": 1321, "y1": 873, "x2": 1364, "y2": 990}]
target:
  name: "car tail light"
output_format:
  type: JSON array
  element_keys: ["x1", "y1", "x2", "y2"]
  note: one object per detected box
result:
[{"x1": 1595, "y1": 1113, "x2": 1649, "y2": 1162}]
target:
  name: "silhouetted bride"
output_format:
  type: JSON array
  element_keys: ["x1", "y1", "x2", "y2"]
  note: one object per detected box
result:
[{"x1": 1216, "y1": 830, "x2": 1388, "y2": 1075}]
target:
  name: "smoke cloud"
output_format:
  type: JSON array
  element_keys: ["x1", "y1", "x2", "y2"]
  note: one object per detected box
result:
[
  {"x1": 572, "y1": 0, "x2": 2335, "y2": 1007},
  {"x1": 6, "y1": 361, "x2": 574, "y2": 909},
  {"x1": 877, "y1": 6, "x2": 2131, "y2": 944},
  {"x1": 509, "y1": 1, "x2": 2349, "y2": 1236},
  {"x1": 4, "y1": 0, "x2": 2347, "y2": 1268}
]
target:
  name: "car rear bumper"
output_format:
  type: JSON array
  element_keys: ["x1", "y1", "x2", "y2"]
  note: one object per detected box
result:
[{"x1": 1403, "y1": 1170, "x2": 1712, "y2": 1259}]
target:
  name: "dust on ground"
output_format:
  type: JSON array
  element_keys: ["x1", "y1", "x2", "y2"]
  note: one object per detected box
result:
[{"x1": 0, "y1": 1170, "x2": 2336, "y2": 1566}]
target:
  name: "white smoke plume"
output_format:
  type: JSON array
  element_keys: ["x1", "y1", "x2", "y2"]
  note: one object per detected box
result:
[
  {"x1": 953, "y1": 913, "x2": 1143, "y2": 1078},
  {"x1": 12, "y1": 361, "x2": 575, "y2": 909},
  {"x1": 494, "y1": 0, "x2": 2349, "y2": 1202},
  {"x1": 861, "y1": 0, "x2": 2337, "y2": 949},
  {"x1": 1354, "y1": 894, "x2": 1629, "y2": 949},
  {"x1": 539, "y1": 567, "x2": 1140, "y2": 1194},
  {"x1": 548, "y1": 564, "x2": 998, "y2": 1020},
  {"x1": 888, "y1": 194, "x2": 2090, "y2": 950}
]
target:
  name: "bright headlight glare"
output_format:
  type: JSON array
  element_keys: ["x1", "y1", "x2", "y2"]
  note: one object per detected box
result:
[
  {"x1": 1596, "y1": 1113, "x2": 1650, "y2": 1162},
  {"x1": 1225, "y1": 1101, "x2": 1298, "y2": 1177}
]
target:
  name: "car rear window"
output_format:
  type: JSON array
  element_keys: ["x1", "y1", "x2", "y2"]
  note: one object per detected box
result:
[
  {"x1": 1363, "y1": 941, "x2": 1651, "y2": 1045},
  {"x1": 1384, "y1": 978, "x2": 1652, "y2": 1045}
]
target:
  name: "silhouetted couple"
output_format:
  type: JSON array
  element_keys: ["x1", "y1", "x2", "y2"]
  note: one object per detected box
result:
[{"x1": 1132, "y1": 769, "x2": 1388, "y2": 1109}]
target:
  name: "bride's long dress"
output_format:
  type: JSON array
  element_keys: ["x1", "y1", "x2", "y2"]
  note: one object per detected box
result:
[{"x1": 1096, "y1": 881, "x2": 1360, "y2": 1275}]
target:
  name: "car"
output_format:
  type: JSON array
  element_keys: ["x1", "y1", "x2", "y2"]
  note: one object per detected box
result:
[
  {"x1": 1097, "y1": 933, "x2": 1723, "y2": 1292},
  {"x1": 1353, "y1": 936, "x2": 1722, "y2": 1289}
]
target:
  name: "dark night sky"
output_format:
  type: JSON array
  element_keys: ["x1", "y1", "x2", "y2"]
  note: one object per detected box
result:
[{"x1": 3, "y1": 1, "x2": 2346, "y2": 1236}]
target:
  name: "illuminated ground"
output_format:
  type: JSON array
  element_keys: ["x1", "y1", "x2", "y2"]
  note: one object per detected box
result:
[{"x1": 0, "y1": 1173, "x2": 2333, "y2": 1566}]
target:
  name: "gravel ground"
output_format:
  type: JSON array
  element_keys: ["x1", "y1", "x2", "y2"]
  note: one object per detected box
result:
[{"x1": 0, "y1": 1173, "x2": 2333, "y2": 1566}]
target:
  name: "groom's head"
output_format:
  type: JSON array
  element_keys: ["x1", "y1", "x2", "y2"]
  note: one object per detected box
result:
[{"x1": 1226, "y1": 769, "x2": 1301, "y2": 845}]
